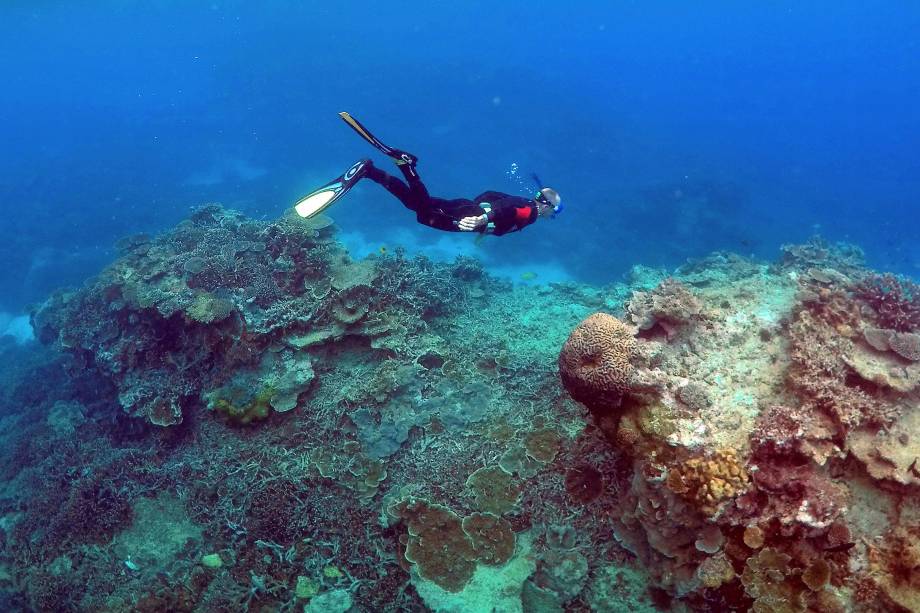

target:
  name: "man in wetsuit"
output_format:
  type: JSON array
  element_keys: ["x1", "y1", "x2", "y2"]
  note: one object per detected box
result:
[
  {"x1": 363, "y1": 157, "x2": 562, "y2": 236},
  {"x1": 292, "y1": 113, "x2": 563, "y2": 234}
]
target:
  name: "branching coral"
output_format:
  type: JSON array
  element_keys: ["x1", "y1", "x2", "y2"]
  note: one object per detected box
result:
[
  {"x1": 246, "y1": 481, "x2": 302, "y2": 544},
  {"x1": 856, "y1": 273, "x2": 920, "y2": 332},
  {"x1": 779, "y1": 237, "x2": 864, "y2": 273},
  {"x1": 786, "y1": 294, "x2": 896, "y2": 428},
  {"x1": 30, "y1": 204, "x2": 469, "y2": 427},
  {"x1": 743, "y1": 407, "x2": 849, "y2": 530},
  {"x1": 47, "y1": 475, "x2": 134, "y2": 546}
]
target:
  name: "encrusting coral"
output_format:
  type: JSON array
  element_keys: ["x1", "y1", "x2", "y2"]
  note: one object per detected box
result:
[{"x1": 388, "y1": 498, "x2": 518, "y2": 593}]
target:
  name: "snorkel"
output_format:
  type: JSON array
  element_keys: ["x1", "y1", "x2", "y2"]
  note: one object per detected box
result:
[{"x1": 531, "y1": 173, "x2": 563, "y2": 218}]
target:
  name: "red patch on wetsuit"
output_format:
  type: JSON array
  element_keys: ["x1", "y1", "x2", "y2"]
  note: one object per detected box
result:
[{"x1": 514, "y1": 207, "x2": 532, "y2": 225}]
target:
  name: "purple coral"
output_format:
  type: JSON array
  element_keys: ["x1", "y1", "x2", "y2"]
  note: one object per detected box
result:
[{"x1": 856, "y1": 273, "x2": 920, "y2": 332}]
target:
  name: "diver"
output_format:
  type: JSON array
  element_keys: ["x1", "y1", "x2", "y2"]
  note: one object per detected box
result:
[{"x1": 292, "y1": 113, "x2": 563, "y2": 236}]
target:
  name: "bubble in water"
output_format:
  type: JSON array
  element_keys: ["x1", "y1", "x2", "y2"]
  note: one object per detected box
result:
[{"x1": 506, "y1": 162, "x2": 531, "y2": 195}]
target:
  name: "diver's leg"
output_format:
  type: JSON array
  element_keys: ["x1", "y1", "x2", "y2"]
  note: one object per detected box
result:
[
  {"x1": 365, "y1": 163, "x2": 426, "y2": 212},
  {"x1": 396, "y1": 162, "x2": 432, "y2": 207}
]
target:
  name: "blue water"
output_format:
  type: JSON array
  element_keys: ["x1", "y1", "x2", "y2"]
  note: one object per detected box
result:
[{"x1": 1, "y1": 1, "x2": 918, "y2": 312}]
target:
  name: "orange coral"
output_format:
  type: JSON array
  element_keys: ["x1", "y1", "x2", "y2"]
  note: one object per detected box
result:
[
  {"x1": 743, "y1": 525, "x2": 765, "y2": 549},
  {"x1": 558, "y1": 313, "x2": 637, "y2": 412},
  {"x1": 665, "y1": 448, "x2": 749, "y2": 516},
  {"x1": 696, "y1": 553, "x2": 735, "y2": 588}
]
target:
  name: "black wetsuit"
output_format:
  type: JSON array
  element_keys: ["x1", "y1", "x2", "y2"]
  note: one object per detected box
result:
[{"x1": 364, "y1": 162, "x2": 538, "y2": 236}]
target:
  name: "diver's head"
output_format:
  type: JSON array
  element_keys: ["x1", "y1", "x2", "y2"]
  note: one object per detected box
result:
[{"x1": 534, "y1": 187, "x2": 563, "y2": 218}]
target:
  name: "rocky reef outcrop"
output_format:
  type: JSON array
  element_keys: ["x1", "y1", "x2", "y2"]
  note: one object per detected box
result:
[{"x1": 558, "y1": 241, "x2": 920, "y2": 612}]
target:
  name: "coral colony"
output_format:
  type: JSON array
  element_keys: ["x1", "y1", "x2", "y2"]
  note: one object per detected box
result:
[{"x1": 0, "y1": 206, "x2": 918, "y2": 612}]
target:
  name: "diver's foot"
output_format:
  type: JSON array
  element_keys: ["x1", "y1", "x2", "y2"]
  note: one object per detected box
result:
[{"x1": 391, "y1": 149, "x2": 418, "y2": 168}]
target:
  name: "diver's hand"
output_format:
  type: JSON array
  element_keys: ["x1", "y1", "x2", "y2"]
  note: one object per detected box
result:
[{"x1": 458, "y1": 214, "x2": 487, "y2": 232}]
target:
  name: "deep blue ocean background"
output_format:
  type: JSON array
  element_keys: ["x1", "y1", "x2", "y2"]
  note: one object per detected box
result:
[{"x1": 1, "y1": 1, "x2": 918, "y2": 316}]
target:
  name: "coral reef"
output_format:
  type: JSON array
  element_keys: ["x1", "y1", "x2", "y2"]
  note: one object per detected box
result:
[{"x1": 1, "y1": 208, "x2": 918, "y2": 612}]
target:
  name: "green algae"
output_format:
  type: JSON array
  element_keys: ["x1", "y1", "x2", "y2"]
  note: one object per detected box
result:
[{"x1": 209, "y1": 385, "x2": 274, "y2": 425}]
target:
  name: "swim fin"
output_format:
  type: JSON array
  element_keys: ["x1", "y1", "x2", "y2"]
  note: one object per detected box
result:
[
  {"x1": 339, "y1": 112, "x2": 418, "y2": 168},
  {"x1": 293, "y1": 159, "x2": 371, "y2": 219}
]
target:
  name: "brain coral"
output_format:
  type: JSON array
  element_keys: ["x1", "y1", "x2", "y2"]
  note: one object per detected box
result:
[{"x1": 558, "y1": 313, "x2": 637, "y2": 412}]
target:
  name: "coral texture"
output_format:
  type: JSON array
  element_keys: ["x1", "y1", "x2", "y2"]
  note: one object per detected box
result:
[{"x1": 558, "y1": 313, "x2": 637, "y2": 412}]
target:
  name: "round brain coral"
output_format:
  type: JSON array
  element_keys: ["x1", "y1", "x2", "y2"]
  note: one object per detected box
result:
[{"x1": 558, "y1": 313, "x2": 637, "y2": 412}]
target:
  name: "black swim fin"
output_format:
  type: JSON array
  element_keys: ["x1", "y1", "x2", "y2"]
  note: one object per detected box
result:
[
  {"x1": 339, "y1": 112, "x2": 418, "y2": 169},
  {"x1": 293, "y1": 159, "x2": 371, "y2": 219}
]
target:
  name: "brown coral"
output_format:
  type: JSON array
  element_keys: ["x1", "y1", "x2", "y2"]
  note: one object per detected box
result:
[
  {"x1": 856, "y1": 273, "x2": 920, "y2": 332},
  {"x1": 847, "y1": 407, "x2": 920, "y2": 486},
  {"x1": 696, "y1": 553, "x2": 735, "y2": 588},
  {"x1": 888, "y1": 331, "x2": 920, "y2": 361},
  {"x1": 558, "y1": 313, "x2": 637, "y2": 412},
  {"x1": 465, "y1": 465, "x2": 522, "y2": 515},
  {"x1": 396, "y1": 499, "x2": 477, "y2": 593},
  {"x1": 801, "y1": 559, "x2": 831, "y2": 591},
  {"x1": 524, "y1": 427, "x2": 563, "y2": 463},
  {"x1": 743, "y1": 525, "x2": 765, "y2": 549},
  {"x1": 741, "y1": 547, "x2": 805, "y2": 613},
  {"x1": 461, "y1": 512, "x2": 515, "y2": 566},
  {"x1": 390, "y1": 500, "x2": 519, "y2": 593},
  {"x1": 866, "y1": 525, "x2": 920, "y2": 612}
]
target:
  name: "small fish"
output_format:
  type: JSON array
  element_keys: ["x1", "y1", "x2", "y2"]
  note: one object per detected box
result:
[
  {"x1": 379, "y1": 245, "x2": 388, "y2": 255},
  {"x1": 520, "y1": 271, "x2": 538, "y2": 281}
]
